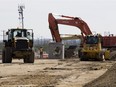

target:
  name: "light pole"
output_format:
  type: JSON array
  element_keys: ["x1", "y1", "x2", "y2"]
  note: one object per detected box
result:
[{"x1": 18, "y1": 5, "x2": 25, "y2": 29}]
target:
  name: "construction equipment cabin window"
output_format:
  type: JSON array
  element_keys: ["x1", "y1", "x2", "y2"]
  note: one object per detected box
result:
[
  {"x1": 27, "y1": 30, "x2": 33, "y2": 40},
  {"x1": 8, "y1": 30, "x2": 12, "y2": 40},
  {"x1": 13, "y1": 30, "x2": 26, "y2": 37},
  {"x1": 86, "y1": 36, "x2": 99, "y2": 44}
]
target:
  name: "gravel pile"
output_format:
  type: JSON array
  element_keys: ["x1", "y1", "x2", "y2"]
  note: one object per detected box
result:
[{"x1": 84, "y1": 63, "x2": 116, "y2": 87}]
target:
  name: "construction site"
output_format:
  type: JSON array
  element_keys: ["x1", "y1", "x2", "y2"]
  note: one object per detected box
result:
[{"x1": 0, "y1": 0, "x2": 116, "y2": 87}]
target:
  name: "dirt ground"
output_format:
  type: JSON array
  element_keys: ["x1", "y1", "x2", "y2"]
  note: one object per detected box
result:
[
  {"x1": 0, "y1": 58, "x2": 115, "y2": 87},
  {"x1": 84, "y1": 63, "x2": 116, "y2": 87}
]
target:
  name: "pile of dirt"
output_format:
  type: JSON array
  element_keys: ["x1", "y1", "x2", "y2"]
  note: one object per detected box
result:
[{"x1": 84, "y1": 63, "x2": 116, "y2": 87}]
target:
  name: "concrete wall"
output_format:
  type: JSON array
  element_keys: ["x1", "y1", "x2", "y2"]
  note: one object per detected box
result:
[{"x1": 48, "y1": 42, "x2": 64, "y2": 59}]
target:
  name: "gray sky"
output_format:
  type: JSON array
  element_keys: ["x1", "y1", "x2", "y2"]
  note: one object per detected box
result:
[{"x1": 0, "y1": 0, "x2": 116, "y2": 39}]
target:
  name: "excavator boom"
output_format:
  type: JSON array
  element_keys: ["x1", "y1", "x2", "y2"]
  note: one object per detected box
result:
[
  {"x1": 48, "y1": 13, "x2": 61, "y2": 42},
  {"x1": 48, "y1": 13, "x2": 92, "y2": 42}
]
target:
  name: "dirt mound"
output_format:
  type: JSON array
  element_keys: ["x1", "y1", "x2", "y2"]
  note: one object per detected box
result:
[
  {"x1": 110, "y1": 51, "x2": 116, "y2": 60},
  {"x1": 84, "y1": 63, "x2": 116, "y2": 87}
]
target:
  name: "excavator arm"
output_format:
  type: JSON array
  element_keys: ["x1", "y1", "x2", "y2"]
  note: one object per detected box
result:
[
  {"x1": 48, "y1": 13, "x2": 61, "y2": 42},
  {"x1": 48, "y1": 13, "x2": 92, "y2": 42}
]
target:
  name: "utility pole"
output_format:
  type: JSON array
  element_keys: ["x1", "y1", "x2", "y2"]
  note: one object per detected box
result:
[{"x1": 18, "y1": 5, "x2": 25, "y2": 29}]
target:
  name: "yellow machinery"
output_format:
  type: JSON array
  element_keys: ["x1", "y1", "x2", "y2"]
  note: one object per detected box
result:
[{"x1": 80, "y1": 34, "x2": 110, "y2": 61}]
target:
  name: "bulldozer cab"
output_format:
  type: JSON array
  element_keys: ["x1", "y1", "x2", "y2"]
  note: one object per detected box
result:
[
  {"x1": 85, "y1": 35, "x2": 99, "y2": 44},
  {"x1": 83, "y1": 35, "x2": 101, "y2": 51}
]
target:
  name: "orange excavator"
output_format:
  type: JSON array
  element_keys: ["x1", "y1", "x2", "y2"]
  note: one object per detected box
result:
[{"x1": 48, "y1": 13, "x2": 116, "y2": 60}]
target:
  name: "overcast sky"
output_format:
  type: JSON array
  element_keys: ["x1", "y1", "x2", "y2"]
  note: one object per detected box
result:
[{"x1": 0, "y1": 0, "x2": 116, "y2": 39}]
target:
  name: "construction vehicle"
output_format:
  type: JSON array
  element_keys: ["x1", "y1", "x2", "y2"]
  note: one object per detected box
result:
[
  {"x1": 48, "y1": 13, "x2": 116, "y2": 60},
  {"x1": 2, "y1": 28, "x2": 34, "y2": 63},
  {"x1": 2, "y1": 5, "x2": 34, "y2": 63}
]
